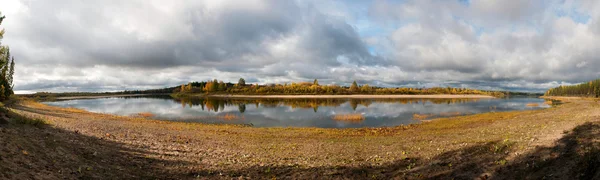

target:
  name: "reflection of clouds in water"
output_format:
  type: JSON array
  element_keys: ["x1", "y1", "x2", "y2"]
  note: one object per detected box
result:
[{"x1": 44, "y1": 97, "x2": 550, "y2": 128}]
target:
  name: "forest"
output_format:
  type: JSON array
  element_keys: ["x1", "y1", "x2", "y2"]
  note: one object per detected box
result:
[
  {"x1": 545, "y1": 79, "x2": 600, "y2": 97},
  {"x1": 174, "y1": 78, "x2": 506, "y2": 97},
  {"x1": 0, "y1": 13, "x2": 15, "y2": 101},
  {"x1": 22, "y1": 87, "x2": 177, "y2": 100}
]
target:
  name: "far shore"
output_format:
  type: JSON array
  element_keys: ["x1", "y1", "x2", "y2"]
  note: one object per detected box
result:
[
  {"x1": 55, "y1": 94, "x2": 159, "y2": 100},
  {"x1": 208, "y1": 94, "x2": 496, "y2": 99},
  {"x1": 40, "y1": 93, "x2": 497, "y2": 101}
]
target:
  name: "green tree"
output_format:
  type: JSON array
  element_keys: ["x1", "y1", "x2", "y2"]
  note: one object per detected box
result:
[
  {"x1": 211, "y1": 79, "x2": 218, "y2": 92},
  {"x1": 218, "y1": 81, "x2": 226, "y2": 91},
  {"x1": 0, "y1": 12, "x2": 15, "y2": 100},
  {"x1": 8, "y1": 57, "x2": 14, "y2": 88},
  {"x1": 350, "y1": 81, "x2": 359, "y2": 92},
  {"x1": 238, "y1": 78, "x2": 246, "y2": 87},
  {"x1": 360, "y1": 84, "x2": 371, "y2": 93},
  {"x1": 313, "y1": 79, "x2": 319, "y2": 86}
]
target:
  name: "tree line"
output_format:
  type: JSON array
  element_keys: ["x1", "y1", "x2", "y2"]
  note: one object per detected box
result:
[
  {"x1": 175, "y1": 78, "x2": 505, "y2": 97},
  {"x1": 24, "y1": 87, "x2": 178, "y2": 100},
  {"x1": 0, "y1": 12, "x2": 15, "y2": 101},
  {"x1": 544, "y1": 79, "x2": 600, "y2": 98}
]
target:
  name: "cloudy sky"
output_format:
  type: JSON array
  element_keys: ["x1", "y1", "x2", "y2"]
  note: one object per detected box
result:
[{"x1": 0, "y1": 0, "x2": 599, "y2": 93}]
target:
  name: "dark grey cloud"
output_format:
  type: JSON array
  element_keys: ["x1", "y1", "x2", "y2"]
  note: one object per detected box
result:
[
  {"x1": 1, "y1": 0, "x2": 599, "y2": 93},
  {"x1": 1, "y1": 0, "x2": 380, "y2": 92}
]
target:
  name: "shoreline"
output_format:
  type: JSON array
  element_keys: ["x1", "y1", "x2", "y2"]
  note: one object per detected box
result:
[
  {"x1": 4, "y1": 97, "x2": 598, "y2": 179},
  {"x1": 54, "y1": 94, "x2": 166, "y2": 100},
  {"x1": 208, "y1": 94, "x2": 496, "y2": 99}
]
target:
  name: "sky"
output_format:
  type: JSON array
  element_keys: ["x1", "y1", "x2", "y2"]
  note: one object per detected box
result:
[{"x1": 1, "y1": 0, "x2": 599, "y2": 94}]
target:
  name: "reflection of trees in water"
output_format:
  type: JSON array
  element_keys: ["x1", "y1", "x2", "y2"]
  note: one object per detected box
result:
[
  {"x1": 238, "y1": 104, "x2": 246, "y2": 113},
  {"x1": 172, "y1": 98, "x2": 480, "y2": 113},
  {"x1": 120, "y1": 95, "x2": 173, "y2": 100}
]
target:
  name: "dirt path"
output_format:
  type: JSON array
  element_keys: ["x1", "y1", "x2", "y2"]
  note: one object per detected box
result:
[{"x1": 1, "y1": 98, "x2": 599, "y2": 179}]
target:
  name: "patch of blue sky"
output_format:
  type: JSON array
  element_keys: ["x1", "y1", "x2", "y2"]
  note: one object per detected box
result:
[
  {"x1": 367, "y1": 46, "x2": 377, "y2": 56},
  {"x1": 554, "y1": 5, "x2": 590, "y2": 24}
]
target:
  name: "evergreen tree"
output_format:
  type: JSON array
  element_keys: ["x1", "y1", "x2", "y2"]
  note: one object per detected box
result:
[
  {"x1": 350, "y1": 81, "x2": 359, "y2": 92},
  {"x1": 238, "y1": 78, "x2": 246, "y2": 87},
  {"x1": 0, "y1": 12, "x2": 15, "y2": 100},
  {"x1": 545, "y1": 79, "x2": 600, "y2": 97},
  {"x1": 211, "y1": 79, "x2": 218, "y2": 92},
  {"x1": 218, "y1": 81, "x2": 226, "y2": 91},
  {"x1": 313, "y1": 79, "x2": 319, "y2": 86},
  {"x1": 8, "y1": 57, "x2": 14, "y2": 88}
]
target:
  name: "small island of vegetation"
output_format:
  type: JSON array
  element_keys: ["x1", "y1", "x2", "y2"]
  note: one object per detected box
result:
[{"x1": 172, "y1": 78, "x2": 506, "y2": 98}]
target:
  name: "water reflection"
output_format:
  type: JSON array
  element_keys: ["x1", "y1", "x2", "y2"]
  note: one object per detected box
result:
[
  {"x1": 172, "y1": 97, "x2": 483, "y2": 113},
  {"x1": 44, "y1": 96, "x2": 551, "y2": 128}
]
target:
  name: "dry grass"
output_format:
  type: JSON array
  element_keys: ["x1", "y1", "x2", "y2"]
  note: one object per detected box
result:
[
  {"x1": 215, "y1": 113, "x2": 243, "y2": 121},
  {"x1": 439, "y1": 112, "x2": 462, "y2": 116},
  {"x1": 133, "y1": 112, "x2": 155, "y2": 118},
  {"x1": 544, "y1": 101, "x2": 553, "y2": 105},
  {"x1": 412, "y1": 113, "x2": 433, "y2": 120},
  {"x1": 332, "y1": 114, "x2": 365, "y2": 123},
  {"x1": 526, "y1": 103, "x2": 540, "y2": 107}
]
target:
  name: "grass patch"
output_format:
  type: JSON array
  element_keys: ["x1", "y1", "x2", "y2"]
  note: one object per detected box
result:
[
  {"x1": 13, "y1": 116, "x2": 46, "y2": 127},
  {"x1": 439, "y1": 112, "x2": 463, "y2": 116},
  {"x1": 332, "y1": 114, "x2": 365, "y2": 123},
  {"x1": 0, "y1": 99, "x2": 47, "y2": 127},
  {"x1": 0, "y1": 107, "x2": 46, "y2": 127},
  {"x1": 412, "y1": 113, "x2": 433, "y2": 120},
  {"x1": 526, "y1": 103, "x2": 540, "y2": 107},
  {"x1": 133, "y1": 112, "x2": 155, "y2": 118},
  {"x1": 216, "y1": 113, "x2": 243, "y2": 121}
]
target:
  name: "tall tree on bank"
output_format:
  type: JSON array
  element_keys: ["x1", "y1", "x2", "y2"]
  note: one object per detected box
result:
[
  {"x1": 0, "y1": 12, "x2": 15, "y2": 101},
  {"x1": 238, "y1": 78, "x2": 246, "y2": 87},
  {"x1": 350, "y1": 81, "x2": 359, "y2": 92}
]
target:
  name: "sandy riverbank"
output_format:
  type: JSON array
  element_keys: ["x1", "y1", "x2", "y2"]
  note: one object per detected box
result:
[
  {"x1": 209, "y1": 94, "x2": 496, "y2": 99},
  {"x1": 2, "y1": 98, "x2": 600, "y2": 179}
]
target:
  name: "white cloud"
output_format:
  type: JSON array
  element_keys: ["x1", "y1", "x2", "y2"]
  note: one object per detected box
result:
[{"x1": 1, "y1": 0, "x2": 599, "y2": 93}]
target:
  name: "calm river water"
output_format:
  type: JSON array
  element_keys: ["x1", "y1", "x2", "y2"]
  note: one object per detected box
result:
[{"x1": 44, "y1": 96, "x2": 551, "y2": 128}]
